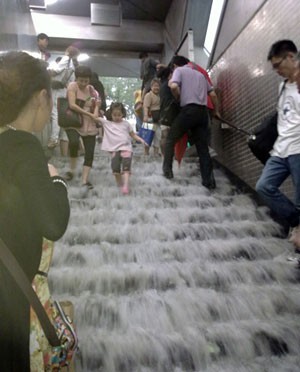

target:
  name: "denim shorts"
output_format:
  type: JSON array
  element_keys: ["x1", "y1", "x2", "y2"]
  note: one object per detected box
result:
[{"x1": 111, "y1": 151, "x2": 132, "y2": 173}]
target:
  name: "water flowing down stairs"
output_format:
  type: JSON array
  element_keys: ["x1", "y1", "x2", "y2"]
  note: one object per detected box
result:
[{"x1": 49, "y1": 147, "x2": 300, "y2": 372}]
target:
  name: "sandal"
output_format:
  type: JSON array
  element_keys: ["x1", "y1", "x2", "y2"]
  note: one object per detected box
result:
[{"x1": 82, "y1": 181, "x2": 93, "y2": 190}]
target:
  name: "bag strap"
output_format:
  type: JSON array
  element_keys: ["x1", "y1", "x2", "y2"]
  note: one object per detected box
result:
[
  {"x1": 277, "y1": 79, "x2": 287, "y2": 101},
  {"x1": 61, "y1": 58, "x2": 73, "y2": 87},
  {"x1": 143, "y1": 122, "x2": 152, "y2": 129},
  {"x1": 280, "y1": 79, "x2": 287, "y2": 95},
  {"x1": 0, "y1": 237, "x2": 60, "y2": 347},
  {"x1": 276, "y1": 79, "x2": 288, "y2": 113}
]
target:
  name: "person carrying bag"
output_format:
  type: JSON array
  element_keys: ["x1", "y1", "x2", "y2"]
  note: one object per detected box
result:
[
  {"x1": 0, "y1": 51, "x2": 70, "y2": 371},
  {"x1": 248, "y1": 79, "x2": 287, "y2": 164},
  {"x1": 0, "y1": 237, "x2": 78, "y2": 372},
  {"x1": 57, "y1": 86, "x2": 96, "y2": 130},
  {"x1": 255, "y1": 39, "x2": 300, "y2": 250},
  {"x1": 143, "y1": 78, "x2": 161, "y2": 155}
]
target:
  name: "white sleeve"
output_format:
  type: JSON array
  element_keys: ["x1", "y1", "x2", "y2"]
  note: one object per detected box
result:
[{"x1": 48, "y1": 56, "x2": 70, "y2": 74}]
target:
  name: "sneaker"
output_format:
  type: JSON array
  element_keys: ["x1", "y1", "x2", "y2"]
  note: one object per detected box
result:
[
  {"x1": 83, "y1": 181, "x2": 94, "y2": 190},
  {"x1": 64, "y1": 171, "x2": 73, "y2": 181},
  {"x1": 121, "y1": 185, "x2": 129, "y2": 195}
]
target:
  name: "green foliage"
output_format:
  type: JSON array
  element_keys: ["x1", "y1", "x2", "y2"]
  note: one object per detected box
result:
[{"x1": 100, "y1": 76, "x2": 141, "y2": 120}]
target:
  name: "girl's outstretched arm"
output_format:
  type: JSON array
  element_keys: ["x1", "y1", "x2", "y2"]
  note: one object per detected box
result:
[{"x1": 130, "y1": 131, "x2": 149, "y2": 147}]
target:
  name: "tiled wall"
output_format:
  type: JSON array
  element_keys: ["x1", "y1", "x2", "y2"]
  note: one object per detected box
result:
[
  {"x1": 212, "y1": 0, "x2": 266, "y2": 65},
  {"x1": 210, "y1": 0, "x2": 300, "y2": 198}
]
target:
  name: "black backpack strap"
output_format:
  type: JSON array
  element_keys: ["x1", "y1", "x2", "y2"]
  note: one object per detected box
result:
[{"x1": 279, "y1": 79, "x2": 287, "y2": 96}]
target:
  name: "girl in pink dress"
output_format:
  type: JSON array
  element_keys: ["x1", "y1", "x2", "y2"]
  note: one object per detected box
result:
[{"x1": 98, "y1": 102, "x2": 148, "y2": 194}]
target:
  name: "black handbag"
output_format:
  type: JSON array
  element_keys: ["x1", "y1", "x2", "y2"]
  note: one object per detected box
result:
[
  {"x1": 159, "y1": 100, "x2": 180, "y2": 127},
  {"x1": 57, "y1": 97, "x2": 85, "y2": 129},
  {"x1": 248, "y1": 80, "x2": 287, "y2": 164},
  {"x1": 248, "y1": 112, "x2": 278, "y2": 164}
]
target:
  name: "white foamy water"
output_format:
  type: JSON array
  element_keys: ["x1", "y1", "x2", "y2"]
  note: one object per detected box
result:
[{"x1": 49, "y1": 146, "x2": 300, "y2": 372}]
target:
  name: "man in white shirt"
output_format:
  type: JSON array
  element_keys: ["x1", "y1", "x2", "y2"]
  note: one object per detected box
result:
[
  {"x1": 256, "y1": 40, "x2": 300, "y2": 249},
  {"x1": 37, "y1": 33, "x2": 51, "y2": 62}
]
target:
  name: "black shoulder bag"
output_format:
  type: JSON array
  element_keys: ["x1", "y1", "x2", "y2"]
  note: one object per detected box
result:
[{"x1": 248, "y1": 80, "x2": 287, "y2": 164}]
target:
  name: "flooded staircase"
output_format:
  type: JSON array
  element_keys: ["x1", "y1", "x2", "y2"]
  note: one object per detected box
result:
[{"x1": 49, "y1": 147, "x2": 300, "y2": 372}]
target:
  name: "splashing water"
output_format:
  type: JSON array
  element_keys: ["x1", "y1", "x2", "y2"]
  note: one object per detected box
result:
[{"x1": 49, "y1": 147, "x2": 300, "y2": 372}]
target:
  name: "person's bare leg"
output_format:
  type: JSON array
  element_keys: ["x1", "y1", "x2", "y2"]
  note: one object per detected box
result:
[
  {"x1": 70, "y1": 157, "x2": 77, "y2": 173},
  {"x1": 121, "y1": 172, "x2": 130, "y2": 195},
  {"x1": 82, "y1": 165, "x2": 91, "y2": 185},
  {"x1": 65, "y1": 157, "x2": 77, "y2": 181},
  {"x1": 153, "y1": 146, "x2": 160, "y2": 156},
  {"x1": 144, "y1": 145, "x2": 149, "y2": 155},
  {"x1": 114, "y1": 173, "x2": 122, "y2": 187},
  {"x1": 289, "y1": 225, "x2": 300, "y2": 248},
  {"x1": 60, "y1": 140, "x2": 69, "y2": 157},
  {"x1": 79, "y1": 137, "x2": 85, "y2": 156}
]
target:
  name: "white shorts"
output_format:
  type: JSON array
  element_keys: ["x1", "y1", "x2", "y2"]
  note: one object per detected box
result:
[{"x1": 152, "y1": 124, "x2": 161, "y2": 148}]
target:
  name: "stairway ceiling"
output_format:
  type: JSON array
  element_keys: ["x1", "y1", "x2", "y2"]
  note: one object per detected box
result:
[
  {"x1": 30, "y1": 0, "x2": 173, "y2": 55},
  {"x1": 43, "y1": 0, "x2": 173, "y2": 22}
]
